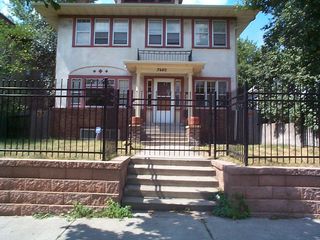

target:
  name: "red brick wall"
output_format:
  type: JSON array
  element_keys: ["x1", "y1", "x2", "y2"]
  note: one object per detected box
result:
[
  {"x1": 212, "y1": 160, "x2": 320, "y2": 218},
  {"x1": 51, "y1": 108, "x2": 128, "y2": 140},
  {"x1": 0, "y1": 157, "x2": 130, "y2": 216}
]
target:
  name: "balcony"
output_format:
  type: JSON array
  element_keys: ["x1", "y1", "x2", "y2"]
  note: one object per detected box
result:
[{"x1": 137, "y1": 49, "x2": 192, "y2": 62}]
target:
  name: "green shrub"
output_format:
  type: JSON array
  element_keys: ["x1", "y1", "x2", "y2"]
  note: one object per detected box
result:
[
  {"x1": 66, "y1": 199, "x2": 133, "y2": 220},
  {"x1": 213, "y1": 192, "x2": 250, "y2": 220}
]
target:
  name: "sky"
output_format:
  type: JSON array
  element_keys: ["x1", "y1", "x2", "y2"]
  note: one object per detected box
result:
[{"x1": 0, "y1": 0, "x2": 269, "y2": 46}]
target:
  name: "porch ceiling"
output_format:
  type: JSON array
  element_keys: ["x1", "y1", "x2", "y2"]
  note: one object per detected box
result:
[{"x1": 123, "y1": 60, "x2": 205, "y2": 75}]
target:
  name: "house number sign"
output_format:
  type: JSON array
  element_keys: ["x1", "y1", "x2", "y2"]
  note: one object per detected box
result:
[{"x1": 157, "y1": 68, "x2": 167, "y2": 72}]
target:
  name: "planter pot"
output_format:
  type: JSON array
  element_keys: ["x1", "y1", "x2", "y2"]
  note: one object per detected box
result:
[
  {"x1": 188, "y1": 116, "x2": 200, "y2": 126},
  {"x1": 131, "y1": 117, "x2": 141, "y2": 126}
]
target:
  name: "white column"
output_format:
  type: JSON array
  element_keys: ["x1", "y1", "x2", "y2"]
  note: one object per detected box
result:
[
  {"x1": 188, "y1": 72, "x2": 193, "y2": 117},
  {"x1": 135, "y1": 71, "x2": 141, "y2": 117}
]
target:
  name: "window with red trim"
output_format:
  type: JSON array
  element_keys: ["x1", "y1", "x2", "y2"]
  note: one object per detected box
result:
[
  {"x1": 70, "y1": 77, "x2": 130, "y2": 107},
  {"x1": 74, "y1": 17, "x2": 130, "y2": 47}
]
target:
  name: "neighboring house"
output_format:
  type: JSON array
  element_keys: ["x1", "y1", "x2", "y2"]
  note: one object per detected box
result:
[
  {"x1": 0, "y1": 13, "x2": 14, "y2": 25},
  {"x1": 34, "y1": 0, "x2": 257, "y2": 139}
]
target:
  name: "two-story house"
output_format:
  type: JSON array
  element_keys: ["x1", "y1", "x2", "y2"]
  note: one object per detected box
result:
[{"x1": 35, "y1": 0, "x2": 257, "y2": 142}]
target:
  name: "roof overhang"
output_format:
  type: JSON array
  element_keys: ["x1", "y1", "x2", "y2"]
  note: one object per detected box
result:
[
  {"x1": 33, "y1": 3, "x2": 259, "y2": 36},
  {"x1": 124, "y1": 60, "x2": 205, "y2": 75}
]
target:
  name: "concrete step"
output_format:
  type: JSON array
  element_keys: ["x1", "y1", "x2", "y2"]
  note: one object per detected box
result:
[
  {"x1": 124, "y1": 185, "x2": 218, "y2": 199},
  {"x1": 145, "y1": 136, "x2": 188, "y2": 141},
  {"x1": 122, "y1": 196, "x2": 216, "y2": 211},
  {"x1": 130, "y1": 157, "x2": 212, "y2": 166},
  {"x1": 141, "y1": 141, "x2": 191, "y2": 146},
  {"x1": 128, "y1": 164, "x2": 216, "y2": 176},
  {"x1": 127, "y1": 175, "x2": 219, "y2": 187},
  {"x1": 0, "y1": 190, "x2": 113, "y2": 206}
]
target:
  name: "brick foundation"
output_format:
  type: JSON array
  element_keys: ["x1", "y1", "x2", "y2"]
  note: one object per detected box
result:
[
  {"x1": 212, "y1": 160, "x2": 320, "y2": 218},
  {"x1": 0, "y1": 157, "x2": 130, "y2": 216}
]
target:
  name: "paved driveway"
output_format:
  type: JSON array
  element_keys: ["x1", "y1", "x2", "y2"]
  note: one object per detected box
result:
[{"x1": 1, "y1": 212, "x2": 319, "y2": 240}]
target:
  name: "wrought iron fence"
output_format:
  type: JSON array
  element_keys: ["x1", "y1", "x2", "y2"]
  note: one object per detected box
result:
[
  {"x1": 0, "y1": 79, "x2": 319, "y2": 165},
  {"x1": 226, "y1": 83, "x2": 320, "y2": 166},
  {"x1": 0, "y1": 79, "x2": 123, "y2": 160},
  {"x1": 137, "y1": 49, "x2": 192, "y2": 61}
]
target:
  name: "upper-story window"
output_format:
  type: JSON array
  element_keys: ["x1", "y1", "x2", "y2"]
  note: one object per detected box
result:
[
  {"x1": 166, "y1": 19, "x2": 181, "y2": 46},
  {"x1": 113, "y1": 19, "x2": 129, "y2": 46},
  {"x1": 213, "y1": 20, "x2": 227, "y2": 47},
  {"x1": 74, "y1": 17, "x2": 130, "y2": 47},
  {"x1": 193, "y1": 19, "x2": 228, "y2": 48},
  {"x1": 76, "y1": 18, "x2": 91, "y2": 46},
  {"x1": 94, "y1": 18, "x2": 110, "y2": 45},
  {"x1": 146, "y1": 18, "x2": 182, "y2": 47},
  {"x1": 148, "y1": 19, "x2": 163, "y2": 46},
  {"x1": 194, "y1": 20, "x2": 209, "y2": 47}
]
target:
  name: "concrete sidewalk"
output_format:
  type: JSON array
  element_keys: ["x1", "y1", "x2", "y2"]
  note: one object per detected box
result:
[{"x1": 1, "y1": 212, "x2": 319, "y2": 240}]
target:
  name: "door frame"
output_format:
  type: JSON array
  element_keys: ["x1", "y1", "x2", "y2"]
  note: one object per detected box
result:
[{"x1": 153, "y1": 78, "x2": 175, "y2": 124}]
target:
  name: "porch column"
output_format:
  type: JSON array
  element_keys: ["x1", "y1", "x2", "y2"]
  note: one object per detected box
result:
[
  {"x1": 187, "y1": 72, "x2": 193, "y2": 117},
  {"x1": 135, "y1": 71, "x2": 141, "y2": 117}
]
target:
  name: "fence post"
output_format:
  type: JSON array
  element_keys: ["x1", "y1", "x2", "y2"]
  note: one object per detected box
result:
[
  {"x1": 102, "y1": 78, "x2": 108, "y2": 161},
  {"x1": 213, "y1": 91, "x2": 217, "y2": 159},
  {"x1": 208, "y1": 93, "x2": 213, "y2": 157},
  {"x1": 226, "y1": 92, "x2": 230, "y2": 155},
  {"x1": 243, "y1": 82, "x2": 249, "y2": 166},
  {"x1": 125, "y1": 90, "x2": 130, "y2": 155},
  {"x1": 115, "y1": 89, "x2": 120, "y2": 155}
]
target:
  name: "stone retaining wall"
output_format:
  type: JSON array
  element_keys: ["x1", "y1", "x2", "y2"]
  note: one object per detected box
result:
[
  {"x1": 0, "y1": 157, "x2": 130, "y2": 216},
  {"x1": 212, "y1": 160, "x2": 320, "y2": 218}
]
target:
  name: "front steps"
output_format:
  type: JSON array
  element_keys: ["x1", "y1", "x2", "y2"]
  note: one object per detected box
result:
[{"x1": 123, "y1": 157, "x2": 219, "y2": 211}]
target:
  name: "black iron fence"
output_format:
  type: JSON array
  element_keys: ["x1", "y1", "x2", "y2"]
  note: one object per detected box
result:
[
  {"x1": 0, "y1": 79, "x2": 319, "y2": 165},
  {"x1": 0, "y1": 79, "x2": 124, "y2": 160},
  {"x1": 226, "y1": 84, "x2": 320, "y2": 166},
  {"x1": 137, "y1": 49, "x2": 192, "y2": 61}
]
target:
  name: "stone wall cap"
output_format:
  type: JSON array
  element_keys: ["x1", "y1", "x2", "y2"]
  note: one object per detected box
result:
[
  {"x1": 212, "y1": 160, "x2": 320, "y2": 176},
  {"x1": 0, "y1": 157, "x2": 131, "y2": 170}
]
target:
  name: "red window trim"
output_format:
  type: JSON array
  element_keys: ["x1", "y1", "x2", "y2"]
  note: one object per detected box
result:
[
  {"x1": 145, "y1": 17, "x2": 184, "y2": 48},
  {"x1": 68, "y1": 75, "x2": 132, "y2": 108},
  {"x1": 192, "y1": 77, "x2": 231, "y2": 100},
  {"x1": 72, "y1": 17, "x2": 132, "y2": 48},
  {"x1": 192, "y1": 19, "x2": 230, "y2": 49}
]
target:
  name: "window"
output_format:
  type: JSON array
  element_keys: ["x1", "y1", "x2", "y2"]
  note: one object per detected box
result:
[
  {"x1": 119, "y1": 80, "x2": 129, "y2": 105},
  {"x1": 147, "y1": 80, "x2": 152, "y2": 106},
  {"x1": 195, "y1": 80, "x2": 228, "y2": 106},
  {"x1": 69, "y1": 78, "x2": 131, "y2": 107},
  {"x1": 94, "y1": 18, "x2": 109, "y2": 45},
  {"x1": 213, "y1": 20, "x2": 227, "y2": 47},
  {"x1": 194, "y1": 20, "x2": 209, "y2": 47},
  {"x1": 166, "y1": 19, "x2": 181, "y2": 46},
  {"x1": 76, "y1": 19, "x2": 91, "y2": 46},
  {"x1": 71, "y1": 79, "x2": 82, "y2": 106},
  {"x1": 80, "y1": 129, "x2": 96, "y2": 140},
  {"x1": 85, "y1": 79, "x2": 105, "y2": 106},
  {"x1": 148, "y1": 19, "x2": 163, "y2": 46},
  {"x1": 175, "y1": 80, "x2": 181, "y2": 106},
  {"x1": 113, "y1": 19, "x2": 129, "y2": 46}
]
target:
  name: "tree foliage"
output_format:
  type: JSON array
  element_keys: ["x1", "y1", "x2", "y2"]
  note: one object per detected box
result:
[
  {"x1": 237, "y1": 39, "x2": 261, "y2": 87},
  {"x1": 0, "y1": 21, "x2": 34, "y2": 79}
]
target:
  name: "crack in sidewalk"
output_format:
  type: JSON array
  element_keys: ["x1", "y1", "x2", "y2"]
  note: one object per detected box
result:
[
  {"x1": 200, "y1": 218, "x2": 216, "y2": 240},
  {"x1": 55, "y1": 219, "x2": 76, "y2": 240}
]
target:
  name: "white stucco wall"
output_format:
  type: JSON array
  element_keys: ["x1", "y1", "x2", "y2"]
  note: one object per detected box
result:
[{"x1": 55, "y1": 16, "x2": 238, "y2": 105}]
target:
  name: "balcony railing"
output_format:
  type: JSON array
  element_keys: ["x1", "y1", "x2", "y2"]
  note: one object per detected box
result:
[{"x1": 137, "y1": 49, "x2": 192, "y2": 62}]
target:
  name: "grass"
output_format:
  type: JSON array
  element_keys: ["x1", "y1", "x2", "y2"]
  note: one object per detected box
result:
[
  {"x1": 223, "y1": 144, "x2": 320, "y2": 167},
  {"x1": 0, "y1": 139, "x2": 128, "y2": 160}
]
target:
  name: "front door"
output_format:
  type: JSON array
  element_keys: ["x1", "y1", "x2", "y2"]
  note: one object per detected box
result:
[{"x1": 154, "y1": 79, "x2": 174, "y2": 124}]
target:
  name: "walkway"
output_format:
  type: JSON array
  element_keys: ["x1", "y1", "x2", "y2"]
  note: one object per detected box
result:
[{"x1": 1, "y1": 212, "x2": 319, "y2": 240}]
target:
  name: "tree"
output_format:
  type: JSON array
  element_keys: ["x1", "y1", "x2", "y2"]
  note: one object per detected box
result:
[
  {"x1": 0, "y1": 20, "x2": 34, "y2": 80},
  {"x1": 237, "y1": 39, "x2": 261, "y2": 87},
  {"x1": 240, "y1": 0, "x2": 320, "y2": 129}
]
